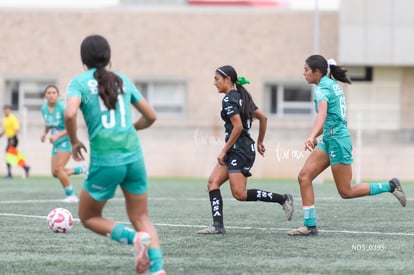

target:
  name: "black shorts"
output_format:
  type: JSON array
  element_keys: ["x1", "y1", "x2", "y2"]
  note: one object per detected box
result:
[{"x1": 224, "y1": 149, "x2": 255, "y2": 177}]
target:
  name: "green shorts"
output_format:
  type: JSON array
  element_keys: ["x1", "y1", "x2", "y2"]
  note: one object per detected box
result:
[
  {"x1": 317, "y1": 130, "x2": 354, "y2": 165},
  {"x1": 83, "y1": 158, "x2": 148, "y2": 202},
  {"x1": 52, "y1": 141, "x2": 72, "y2": 156}
]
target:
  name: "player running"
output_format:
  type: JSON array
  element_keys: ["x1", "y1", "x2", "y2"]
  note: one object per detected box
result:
[
  {"x1": 288, "y1": 54, "x2": 406, "y2": 236},
  {"x1": 41, "y1": 84, "x2": 86, "y2": 203},
  {"x1": 197, "y1": 65, "x2": 294, "y2": 234},
  {"x1": 65, "y1": 34, "x2": 165, "y2": 274}
]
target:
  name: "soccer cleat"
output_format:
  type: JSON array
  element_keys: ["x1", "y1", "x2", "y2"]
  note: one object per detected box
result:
[
  {"x1": 389, "y1": 178, "x2": 406, "y2": 207},
  {"x1": 62, "y1": 195, "x2": 79, "y2": 203},
  {"x1": 282, "y1": 194, "x2": 294, "y2": 221},
  {"x1": 288, "y1": 226, "x2": 318, "y2": 236},
  {"x1": 151, "y1": 270, "x2": 167, "y2": 275},
  {"x1": 197, "y1": 224, "x2": 226, "y2": 234},
  {"x1": 133, "y1": 231, "x2": 151, "y2": 274}
]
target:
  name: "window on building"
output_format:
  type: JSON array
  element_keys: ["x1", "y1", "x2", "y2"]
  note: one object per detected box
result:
[
  {"x1": 348, "y1": 66, "x2": 373, "y2": 82},
  {"x1": 134, "y1": 80, "x2": 186, "y2": 118},
  {"x1": 264, "y1": 83, "x2": 313, "y2": 117},
  {"x1": 4, "y1": 79, "x2": 56, "y2": 112}
]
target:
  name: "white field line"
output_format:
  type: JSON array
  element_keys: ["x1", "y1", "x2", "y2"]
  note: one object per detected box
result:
[
  {"x1": 0, "y1": 196, "x2": 413, "y2": 204},
  {"x1": 0, "y1": 212, "x2": 413, "y2": 237}
]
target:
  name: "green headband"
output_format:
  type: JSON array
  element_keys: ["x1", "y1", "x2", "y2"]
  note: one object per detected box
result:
[{"x1": 236, "y1": 76, "x2": 250, "y2": 86}]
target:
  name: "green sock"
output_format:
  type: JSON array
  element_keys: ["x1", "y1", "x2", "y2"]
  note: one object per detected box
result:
[
  {"x1": 369, "y1": 182, "x2": 391, "y2": 195},
  {"x1": 303, "y1": 206, "x2": 316, "y2": 227},
  {"x1": 73, "y1": 166, "x2": 84, "y2": 175},
  {"x1": 110, "y1": 224, "x2": 136, "y2": 245},
  {"x1": 64, "y1": 186, "x2": 74, "y2": 196},
  {"x1": 148, "y1": 248, "x2": 164, "y2": 273}
]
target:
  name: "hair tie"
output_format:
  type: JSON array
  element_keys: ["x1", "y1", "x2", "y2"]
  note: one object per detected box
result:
[
  {"x1": 327, "y1": 58, "x2": 337, "y2": 67},
  {"x1": 327, "y1": 58, "x2": 336, "y2": 75},
  {"x1": 236, "y1": 76, "x2": 250, "y2": 86}
]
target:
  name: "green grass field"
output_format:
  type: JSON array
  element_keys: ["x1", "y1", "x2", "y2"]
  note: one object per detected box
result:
[{"x1": 0, "y1": 176, "x2": 413, "y2": 275}]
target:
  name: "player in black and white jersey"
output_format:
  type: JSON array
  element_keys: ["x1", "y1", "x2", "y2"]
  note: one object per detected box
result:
[{"x1": 197, "y1": 65, "x2": 294, "y2": 234}]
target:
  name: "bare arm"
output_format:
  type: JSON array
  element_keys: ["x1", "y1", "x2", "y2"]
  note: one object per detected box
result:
[
  {"x1": 217, "y1": 114, "x2": 243, "y2": 165},
  {"x1": 40, "y1": 125, "x2": 49, "y2": 142},
  {"x1": 305, "y1": 100, "x2": 327, "y2": 151},
  {"x1": 253, "y1": 108, "x2": 267, "y2": 156},
  {"x1": 133, "y1": 98, "x2": 157, "y2": 130},
  {"x1": 49, "y1": 129, "x2": 68, "y2": 144},
  {"x1": 64, "y1": 96, "x2": 86, "y2": 161}
]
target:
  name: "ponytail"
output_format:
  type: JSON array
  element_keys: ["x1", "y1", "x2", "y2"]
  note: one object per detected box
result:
[
  {"x1": 235, "y1": 83, "x2": 256, "y2": 120},
  {"x1": 329, "y1": 64, "x2": 352, "y2": 84},
  {"x1": 80, "y1": 35, "x2": 124, "y2": 110},
  {"x1": 94, "y1": 67, "x2": 124, "y2": 110}
]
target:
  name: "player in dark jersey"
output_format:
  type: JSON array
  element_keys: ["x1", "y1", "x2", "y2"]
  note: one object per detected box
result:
[{"x1": 197, "y1": 65, "x2": 294, "y2": 234}]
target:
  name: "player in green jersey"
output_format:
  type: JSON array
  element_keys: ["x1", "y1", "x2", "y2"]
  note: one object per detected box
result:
[
  {"x1": 65, "y1": 35, "x2": 165, "y2": 275},
  {"x1": 288, "y1": 55, "x2": 406, "y2": 236},
  {"x1": 197, "y1": 65, "x2": 294, "y2": 235},
  {"x1": 41, "y1": 85, "x2": 86, "y2": 203}
]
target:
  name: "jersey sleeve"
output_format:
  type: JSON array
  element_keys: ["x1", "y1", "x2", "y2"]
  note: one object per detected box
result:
[
  {"x1": 121, "y1": 76, "x2": 142, "y2": 104},
  {"x1": 222, "y1": 93, "x2": 240, "y2": 118},
  {"x1": 314, "y1": 86, "x2": 329, "y2": 103},
  {"x1": 57, "y1": 100, "x2": 66, "y2": 117},
  {"x1": 66, "y1": 79, "x2": 82, "y2": 99}
]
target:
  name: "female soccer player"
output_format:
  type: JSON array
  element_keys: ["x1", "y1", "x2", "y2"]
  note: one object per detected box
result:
[
  {"x1": 288, "y1": 55, "x2": 406, "y2": 236},
  {"x1": 64, "y1": 35, "x2": 165, "y2": 275},
  {"x1": 41, "y1": 84, "x2": 85, "y2": 203},
  {"x1": 197, "y1": 65, "x2": 294, "y2": 234}
]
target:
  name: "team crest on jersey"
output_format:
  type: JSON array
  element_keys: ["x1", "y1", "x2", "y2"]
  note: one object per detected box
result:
[
  {"x1": 231, "y1": 159, "x2": 238, "y2": 166},
  {"x1": 88, "y1": 79, "x2": 98, "y2": 94}
]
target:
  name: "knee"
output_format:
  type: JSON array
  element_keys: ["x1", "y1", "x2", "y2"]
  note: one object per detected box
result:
[
  {"x1": 78, "y1": 213, "x2": 94, "y2": 230},
  {"x1": 298, "y1": 171, "x2": 310, "y2": 186},
  {"x1": 337, "y1": 189, "x2": 352, "y2": 199},
  {"x1": 78, "y1": 214, "x2": 89, "y2": 229},
  {"x1": 51, "y1": 167, "x2": 64, "y2": 178},
  {"x1": 231, "y1": 189, "x2": 246, "y2": 201},
  {"x1": 51, "y1": 169, "x2": 60, "y2": 178},
  {"x1": 207, "y1": 177, "x2": 221, "y2": 191}
]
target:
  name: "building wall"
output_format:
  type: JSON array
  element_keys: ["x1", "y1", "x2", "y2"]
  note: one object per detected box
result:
[
  {"x1": 339, "y1": 0, "x2": 414, "y2": 65},
  {"x1": 0, "y1": 7, "x2": 413, "y2": 180},
  {"x1": 339, "y1": 0, "x2": 414, "y2": 180}
]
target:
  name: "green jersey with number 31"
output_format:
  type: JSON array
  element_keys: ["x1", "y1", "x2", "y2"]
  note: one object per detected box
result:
[{"x1": 66, "y1": 69, "x2": 142, "y2": 166}]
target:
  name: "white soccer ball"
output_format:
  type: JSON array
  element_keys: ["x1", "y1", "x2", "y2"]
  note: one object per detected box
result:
[{"x1": 47, "y1": 208, "x2": 74, "y2": 233}]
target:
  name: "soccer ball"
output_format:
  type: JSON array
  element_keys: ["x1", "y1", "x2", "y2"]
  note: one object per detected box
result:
[{"x1": 47, "y1": 208, "x2": 74, "y2": 233}]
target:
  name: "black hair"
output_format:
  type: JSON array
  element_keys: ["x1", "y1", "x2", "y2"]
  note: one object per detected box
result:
[
  {"x1": 80, "y1": 34, "x2": 123, "y2": 110},
  {"x1": 305, "y1": 54, "x2": 352, "y2": 84},
  {"x1": 43, "y1": 84, "x2": 60, "y2": 95},
  {"x1": 216, "y1": 65, "x2": 256, "y2": 120}
]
